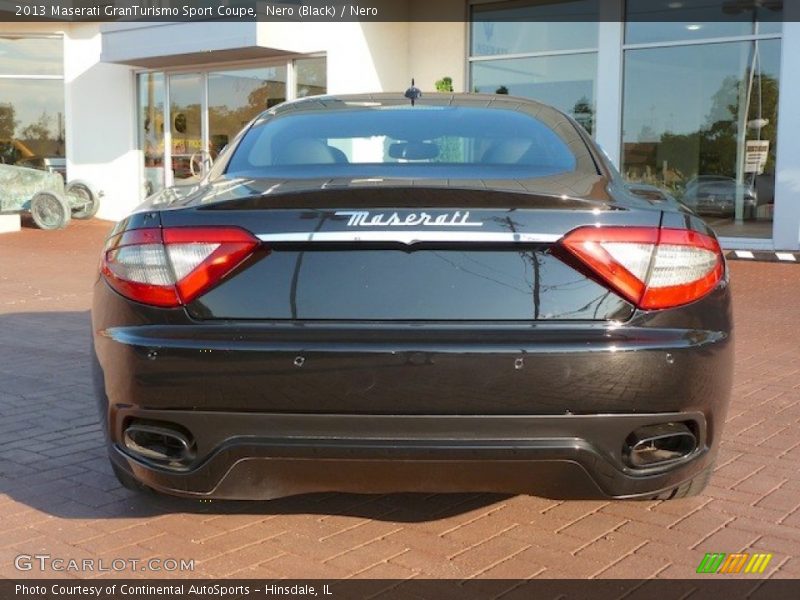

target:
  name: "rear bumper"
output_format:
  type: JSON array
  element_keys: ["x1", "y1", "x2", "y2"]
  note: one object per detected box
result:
[
  {"x1": 108, "y1": 410, "x2": 716, "y2": 500},
  {"x1": 93, "y1": 279, "x2": 733, "y2": 499},
  {"x1": 93, "y1": 285, "x2": 732, "y2": 416}
]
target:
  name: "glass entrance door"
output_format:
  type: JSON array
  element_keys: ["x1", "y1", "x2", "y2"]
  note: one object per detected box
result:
[
  {"x1": 138, "y1": 72, "x2": 166, "y2": 196},
  {"x1": 207, "y1": 65, "x2": 287, "y2": 161},
  {"x1": 138, "y1": 58, "x2": 320, "y2": 196},
  {"x1": 167, "y1": 73, "x2": 208, "y2": 187},
  {"x1": 165, "y1": 68, "x2": 288, "y2": 187}
]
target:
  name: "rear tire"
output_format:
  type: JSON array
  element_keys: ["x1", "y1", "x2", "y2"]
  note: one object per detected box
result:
[
  {"x1": 648, "y1": 466, "x2": 713, "y2": 500},
  {"x1": 66, "y1": 180, "x2": 100, "y2": 220},
  {"x1": 30, "y1": 191, "x2": 71, "y2": 230}
]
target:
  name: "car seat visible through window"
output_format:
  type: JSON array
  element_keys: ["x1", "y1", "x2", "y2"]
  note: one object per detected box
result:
[{"x1": 275, "y1": 139, "x2": 339, "y2": 165}]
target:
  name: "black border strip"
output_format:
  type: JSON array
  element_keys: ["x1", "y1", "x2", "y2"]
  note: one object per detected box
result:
[
  {"x1": 4, "y1": 579, "x2": 800, "y2": 600},
  {"x1": 0, "y1": 0, "x2": 794, "y2": 23}
]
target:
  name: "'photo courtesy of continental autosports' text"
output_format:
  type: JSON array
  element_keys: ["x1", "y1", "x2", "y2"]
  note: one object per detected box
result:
[{"x1": 1, "y1": 0, "x2": 798, "y2": 599}]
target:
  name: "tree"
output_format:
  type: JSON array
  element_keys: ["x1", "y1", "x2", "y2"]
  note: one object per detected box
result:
[
  {"x1": 697, "y1": 73, "x2": 779, "y2": 177},
  {"x1": 19, "y1": 111, "x2": 52, "y2": 141},
  {"x1": 571, "y1": 96, "x2": 594, "y2": 135},
  {"x1": 0, "y1": 103, "x2": 17, "y2": 139},
  {"x1": 435, "y1": 76, "x2": 454, "y2": 93},
  {"x1": 637, "y1": 124, "x2": 658, "y2": 143},
  {"x1": 626, "y1": 68, "x2": 780, "y2": 191},
  {"x1": 247, "y1": 81, "x2": 287, "y2": 111}
]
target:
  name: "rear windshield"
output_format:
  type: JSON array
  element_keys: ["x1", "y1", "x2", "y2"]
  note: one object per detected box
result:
[{"x1": 225, "y1": 105, "x2": 586, "y2": 180}]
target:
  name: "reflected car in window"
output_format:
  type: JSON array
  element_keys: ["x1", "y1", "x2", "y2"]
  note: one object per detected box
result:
[
  {"x1": 680, "y1": 175, "x2": 758, "y2": 219},
  {"x1": 92, "y1": 93, "x2": 733, "y2": 502}
]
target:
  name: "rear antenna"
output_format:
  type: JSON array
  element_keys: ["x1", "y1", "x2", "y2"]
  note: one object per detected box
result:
[{"x1": 404, "y1": 78, "x2": 422, "y2": 106}]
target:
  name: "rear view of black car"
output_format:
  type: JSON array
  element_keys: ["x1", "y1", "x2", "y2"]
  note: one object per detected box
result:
[{"x1": 91, "y1": 93, "x2": 733, "y2": 501}]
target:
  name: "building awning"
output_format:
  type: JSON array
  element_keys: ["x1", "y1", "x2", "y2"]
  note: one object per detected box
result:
[{"x1": 100, "y1": 22, "x2": 291, "y2": 68}]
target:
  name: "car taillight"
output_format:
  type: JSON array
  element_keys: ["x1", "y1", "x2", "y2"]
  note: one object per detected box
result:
[
  {"x1": 558, "y1": 226, "x2": 724, "y2": 310},
  {"x1": 101, "y1": 227, "x2": 259, "y2": 307}
]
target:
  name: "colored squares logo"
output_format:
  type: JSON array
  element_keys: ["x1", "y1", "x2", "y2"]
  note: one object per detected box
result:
[{"x1": 697, "y1": 553, "x2": 773, "y2": 574}]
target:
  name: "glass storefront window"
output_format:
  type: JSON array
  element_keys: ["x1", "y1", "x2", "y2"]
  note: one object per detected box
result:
[
  {"x1": 0, "y1": 35, "x2": 66, "y2": 179},
  {"x1": 622, "y1": 39, "x2": 781, "y2": 239},
  {"x1": 0, "y1": 36, "x2": 63, "y2": 77},
  {"x1": 625, "y1": 0, "x2": 783, "y2": 44},
  {"x1": 0, "y1": 80, "x2": 66, "y2": 165},
  {"x1": 295, "y1": 57, "x2": 327, "y2": 98},
  {"x1": 471, "y1": 0, "x2": 599, "y2": 55},
  {"x1": 472, "y1": 53, "x2": 597, "y2": 134},
  {"x1": 469, "y1": 1, "x2": 599, "y2": 135}
]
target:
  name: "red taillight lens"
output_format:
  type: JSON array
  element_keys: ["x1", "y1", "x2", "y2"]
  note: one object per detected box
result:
[
  {"x1": 558, "y1": 226, "x2": 724, "y2": 310},
  {"x1": 101, "y1": 227, "x2": 259, "y2": 307}
]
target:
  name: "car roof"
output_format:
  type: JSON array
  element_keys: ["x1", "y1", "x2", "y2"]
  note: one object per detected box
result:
[{"x1": 262, "y1": 92, "x2": 566, "y2": 120}]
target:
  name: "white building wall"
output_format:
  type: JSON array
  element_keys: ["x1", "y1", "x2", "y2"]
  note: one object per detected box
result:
[
  {"x1": 258, "y1": 8, "x2": 467, "y2": 96},
  {"x1": 256, "y1": 21, "x2": 411, "y2": 94},
  {"x1": 594, "y1": 11, "x2": 624, "y2": 168},
  {"x1": 408, "y1": 0, "x2": 469, "y2": 93},
  {"x1": 64, "y1": 23, "x2": 139, "y2": 222},
  {"x1": 773, "y1": 7, "x2": 800, "y2": 250},
  {"x1": 408, "y1": 22, "x2": 467, "y2": 93}
]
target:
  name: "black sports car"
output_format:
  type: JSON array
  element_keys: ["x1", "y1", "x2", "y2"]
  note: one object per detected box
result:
[{"x1": 92, "y1": 93, "x2": 733, "y2": 501}]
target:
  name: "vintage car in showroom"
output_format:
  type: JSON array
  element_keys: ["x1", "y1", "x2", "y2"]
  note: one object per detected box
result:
[
  {"x1": 91, "y1": 92, "x2": 733, "y2": 501},
  {"x1": 0, "y1": 162, "x2": 99, "y2": 229}
]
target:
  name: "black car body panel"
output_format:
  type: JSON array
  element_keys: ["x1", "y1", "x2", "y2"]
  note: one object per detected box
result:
[
  {"x1": 92, "y1": 93, "x2": 733, "y2": 500},
  {"x1": 178, "y1": 198, "x2": 660, "y2": 322},
  {"x1": 94, "y1": 280, "x2": 731, "y2": 416}
]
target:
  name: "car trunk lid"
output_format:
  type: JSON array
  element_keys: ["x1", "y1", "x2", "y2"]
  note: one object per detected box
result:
[{"x1": 157, "y1": 186, "x2": 660, "y2": 322}]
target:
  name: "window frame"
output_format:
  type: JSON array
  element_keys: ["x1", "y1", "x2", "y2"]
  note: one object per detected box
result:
[
  {"x1": 620, "y1": 12, "x2": 784, "y2": 245},
  {"x1": 0, "y1": 33, "x2": 66, "y2": 172},
  {"x1": 466, "y1": 1, "x2": 601, "y2": 135}
]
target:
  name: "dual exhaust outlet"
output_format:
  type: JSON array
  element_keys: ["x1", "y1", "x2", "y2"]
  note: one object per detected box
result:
[
  {"x1": 624, "y1": 422, "x2": 698, "y2": 469},
  {"x1": 123, "y1": 422, "x2": 195, "y2": 468},
  {"x1": 121, "y1": 420, "x2": 699, "y2": 471}
]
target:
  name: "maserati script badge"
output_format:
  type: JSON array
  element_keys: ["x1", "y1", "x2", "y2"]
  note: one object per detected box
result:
[{"x1": 335, "y1": 210, "x2": 483, "y2": 227}]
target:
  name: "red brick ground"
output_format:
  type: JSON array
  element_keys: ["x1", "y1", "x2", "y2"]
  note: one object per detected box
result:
[{"x1": 0, "y1": 219, "x2": 798, "y2": 580}]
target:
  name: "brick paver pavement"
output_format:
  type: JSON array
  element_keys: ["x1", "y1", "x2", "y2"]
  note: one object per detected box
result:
[{"x1": 1, "y1": 219, "x2": 798, "y2": 580}]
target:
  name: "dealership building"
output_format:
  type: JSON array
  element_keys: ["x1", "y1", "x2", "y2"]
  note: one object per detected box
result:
[{"x1": 1, "y1": 0, "x2": 799, "y2": 250}]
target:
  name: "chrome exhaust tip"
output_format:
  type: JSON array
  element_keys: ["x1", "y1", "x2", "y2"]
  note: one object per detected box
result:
[
  {"x1": 123, "y1": 422, "x2": 195, "y2": 467},
  {"x1": 624, "y1": 422, "x2": 697, "y2": 468}
]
